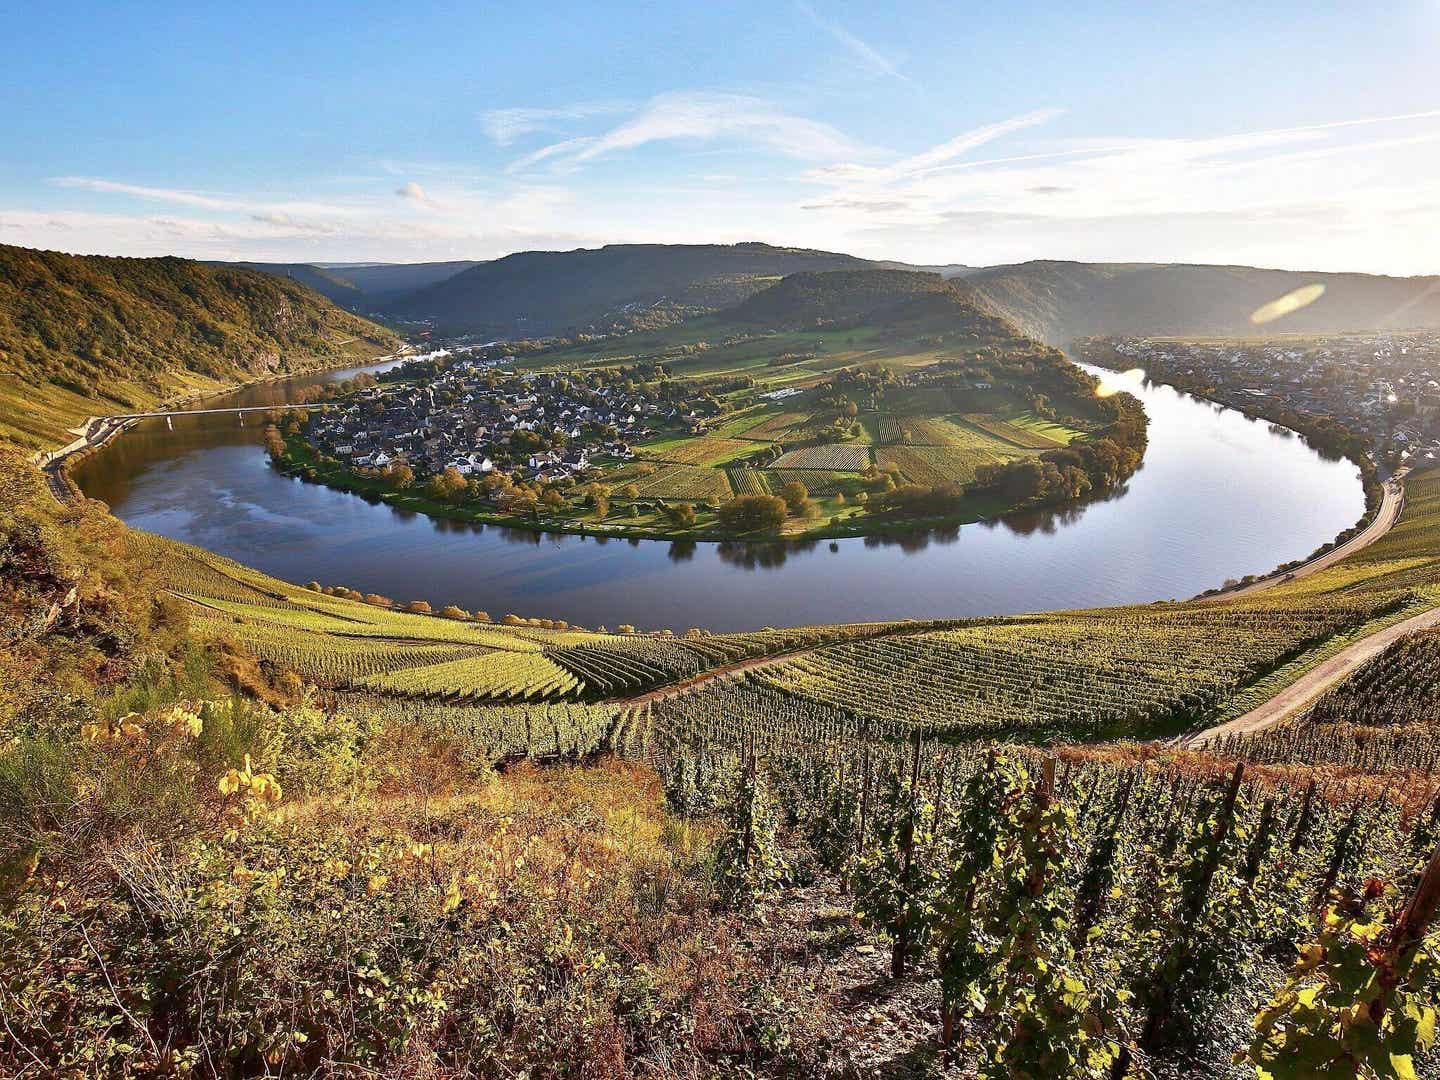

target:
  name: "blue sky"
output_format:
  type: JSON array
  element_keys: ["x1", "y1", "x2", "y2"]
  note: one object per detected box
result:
[{"x1": 4, "y1": 1, "x2": 1440, "y2": 273}]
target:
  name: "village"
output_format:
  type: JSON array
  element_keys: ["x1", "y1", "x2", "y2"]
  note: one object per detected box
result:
[
  {"x1": 1077, "y1": 330, "x2": 1440, "y2": 466},
  {"x1": 303, "y1": 354, "x2": 718, "y2": 487}
]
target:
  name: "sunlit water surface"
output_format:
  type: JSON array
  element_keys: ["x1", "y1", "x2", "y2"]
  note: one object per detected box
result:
[{"x1": 73, "y1": 364, "x2": 1365, "y2": 631}]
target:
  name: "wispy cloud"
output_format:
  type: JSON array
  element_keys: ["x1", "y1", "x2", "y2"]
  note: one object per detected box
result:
[
  {"x1": 510, "y1": 90, "x2": 865, "y2": 173},
  {"x1": 480, "y1": 103, "x2": 625, "y2": 146},
  {"x1": 796, "y1": 108, "x2": 1440, "y2": 272},
  {"x1": 54, "y1": 177, "x2": 249, "y2": 212},
  {"x1": 808, "y1": 109, "x2": 1063, "y2": 188},
  {"x1": 802, "y1": 108, "x2": 1440, "y2": 223},
  {"x1": 53, "y1": 176, "x2": 354, "y2": 221},
  {"x1": 795, "y1": 0, "x2": 916, "y2": 88}
]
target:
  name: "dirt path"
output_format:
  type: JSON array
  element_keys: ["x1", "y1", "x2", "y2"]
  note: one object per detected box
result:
[
  {"x1": 1201, "y1": 471, "x2": 1407, "y2": 602},
  {"x1": 1183, "y1": 604, "x2": 1440, "y2": 745}
]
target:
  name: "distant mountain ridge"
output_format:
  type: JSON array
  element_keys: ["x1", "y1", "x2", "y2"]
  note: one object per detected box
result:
[
  {"x1": 220, "y1": 260, "x2": 480, "y2": 311},
  {"x1": 959, "y1": 260, "x2": 1440, "y2": 344},
  {"x1": 219, "y1": 244, "x2": 1440, "y2": 345},
  {"x1": 382, "y1": 242, "x2": 873, "y2": 335}
]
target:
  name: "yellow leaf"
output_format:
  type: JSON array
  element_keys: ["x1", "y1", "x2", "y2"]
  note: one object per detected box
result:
[
  {"x1": 219, "y1": 771, "x2": 242, "y2": 796},
  {"x1": 440, "y1": 875, "x2": 462, "y2": 913}
]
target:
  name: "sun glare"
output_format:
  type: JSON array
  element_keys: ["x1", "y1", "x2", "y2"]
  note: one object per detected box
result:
[
  {"x1": 1249, "y1": 283, "x2": 1326, "y2": 325},
  {"x1": 1095, "y1": 367, "x2": 1145, "y2": 397}
]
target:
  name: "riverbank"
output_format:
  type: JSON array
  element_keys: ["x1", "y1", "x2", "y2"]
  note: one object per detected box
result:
[
  {"x1": 1083, "y1": 359, "x2": 1386, "y2": 600},
  {"x1": 1198, "y1": 468, "x2": 1407, "y2": 603},
  {"x1": 38, "y1": 347, "x2": 409, "y2": 503},
  {"x1": 268, "y1": 429, "x2": 1027, "y2": 543}
]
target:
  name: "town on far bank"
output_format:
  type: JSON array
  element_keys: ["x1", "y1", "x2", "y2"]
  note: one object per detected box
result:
[
  {"x1": 1077, "y1": 329, "x2": 1440, "y2": 469},
  {"x1": 267, "y1": 330, "x2": 1145, "y2": 540}
]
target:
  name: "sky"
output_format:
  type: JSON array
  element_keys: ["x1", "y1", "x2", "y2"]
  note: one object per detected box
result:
[{"x1": 4, "y1": 1, "x2": 1440, "y2": 274}]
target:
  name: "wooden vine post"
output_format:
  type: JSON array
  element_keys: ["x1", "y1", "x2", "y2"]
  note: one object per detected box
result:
[
  {"x1": 891, "y1": 727, "x2": 925, "y2": 978},
  {"x1": 1374, "y1": 837, "x2": 1440, "y2": 1025},
  {"x1": 1123, "y1": 760, "x2": 1245, "y2": 1071}
]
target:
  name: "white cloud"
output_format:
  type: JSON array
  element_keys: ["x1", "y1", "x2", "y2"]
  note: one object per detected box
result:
[
  {"x1": 54, "y1": 177, "x2": 248, "y2": 212},
  {"x1": 511, "y1": 90, "x2": 865, "y2": 172},
  {"x1": 52, "y1": 176, "x2": 357, "y2": 220},
  {"x1": 17, "y1": 107, "x2": 1440, "y2": 276},
  {"x1": 480, "y1": 103, "x2": 624, "y2": 145},
  {"x1": 395, "y1": 180, "x2": 435, "y2": 207},
  {"x1": 807, "y1": 109, "x2": 1063, "y2": 188}
]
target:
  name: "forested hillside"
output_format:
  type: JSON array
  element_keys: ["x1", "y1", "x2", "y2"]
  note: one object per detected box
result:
[
  {"x1": 961, "y1": 260, "x2": 1440, "y2": 344},
  {"x1": 0, "y1": 245, "x2": 399, "y2": 448},
  {"x1": 386, "y1": 242, "x2": 872, "y2": 334},
  {"x1": 727, "y1": 268, "x2": 1017, "y2": 340}
]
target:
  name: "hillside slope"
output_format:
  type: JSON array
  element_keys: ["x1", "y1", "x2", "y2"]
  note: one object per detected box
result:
[
  {"x1": 962, "y1": 260, "x2": 1440, "y2": 344},
  {"x1": 0, "y1": 244, "x2": 400, "y2": 448},
  {"x1": 387, "y1": 242, "x2": 874, "y2": 334},
  {"x1": 726, "y1": 267, "x2": 1020, "y2": 342}
]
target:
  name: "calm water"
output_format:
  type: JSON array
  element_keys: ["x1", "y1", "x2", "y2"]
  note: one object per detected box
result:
[{"x1": 73, "y1": 364, "x2": 1366, "y2": 632}]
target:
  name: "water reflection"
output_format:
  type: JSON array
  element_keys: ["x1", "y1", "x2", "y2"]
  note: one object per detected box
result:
[{"x1": 73, "y1": 360, "x2": 1369, "y2": 632}]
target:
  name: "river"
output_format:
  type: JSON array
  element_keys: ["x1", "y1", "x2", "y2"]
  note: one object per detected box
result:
[{"x1": 72, "y1": 362, "x2": 1366, "y2": 632}]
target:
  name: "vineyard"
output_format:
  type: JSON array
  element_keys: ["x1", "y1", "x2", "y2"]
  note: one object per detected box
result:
[
  {"x1": 960, "y1": 411, "x2": 1068, "y2": 448},
  {"x1": 1217, "y1": 628, "x2": 1440, "y2": 773},
  {"x1": 875, "y1": 443, "x2": 1021, "y2": 485},
  {"x1": 646, "y1": 726, "x2": 1440, "y2": 1077},
  {"x1": 726, "y1": 466, "x2": 773, "y2": 495},
  {"x1": 135, "y1": 465, "x2": 1440, "y2": 760},
  {"x1": 736, "y1": 410, "x2": 809, "y2": 440},
  {"x1": 13, "y1": 436, "x2": 1440, "y2": 1078},
  {"x1": 627, "y1": 462, "x2": 733, "y2": 500},
  {"x1": 771, "y1": 443, "x2": 871, "y2": 471},
  {"x1": 758, "y1": 467, "x2": 849, "y2": 496},
  {"x1": 641, "y1": 435, "x2": 757, "y2": 467}
]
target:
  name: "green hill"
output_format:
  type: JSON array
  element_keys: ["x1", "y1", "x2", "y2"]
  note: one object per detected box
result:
[
  {"x1": 725, "y1": 268, "x2": 1020, "y2": 340},
  {"x1": 385, "y1": 242, "x2": 874, "y2": 334},
  {"x1": 962, "y1": 260, "x2": 1440, "y2": 344},
  {"x1": 0, "y1": 244, "x2": 400, "y2": 448}
]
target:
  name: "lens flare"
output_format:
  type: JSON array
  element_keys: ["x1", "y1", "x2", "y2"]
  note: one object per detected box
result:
[
  {"x1": 1095, "y1": 368, "x2": 1144, "y2": 398},
  {"x1": 1250, "y1": 283, "x2": 1326, "y2": 325}
]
